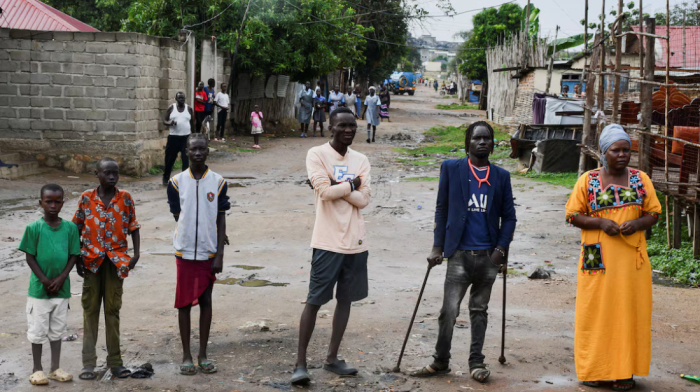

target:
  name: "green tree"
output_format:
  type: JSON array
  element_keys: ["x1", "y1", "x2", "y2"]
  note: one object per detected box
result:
[
  {"x1": 43, "y1": 0, "x2": 133, "y2": 31},
  {"x1": 655, "y1": 1, "x2": 700, "y2": 26},
  {"x1": 432, "y1": 55, "x2": 448, "y2": 62},
  {"x1": 456, "y1": 3, "x2": 528, "y2": 81}
]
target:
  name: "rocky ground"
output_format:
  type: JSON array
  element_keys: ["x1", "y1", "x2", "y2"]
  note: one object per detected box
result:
[{"x1": 0, "y1": 85, "x2": 698, "y2": 392}]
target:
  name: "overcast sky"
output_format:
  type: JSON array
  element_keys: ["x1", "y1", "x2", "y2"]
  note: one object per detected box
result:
[{"x1": 409, "y1": 0, "x2": 676, "y2": 44}]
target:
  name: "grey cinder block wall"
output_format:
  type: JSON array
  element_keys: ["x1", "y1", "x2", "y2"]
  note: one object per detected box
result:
[{"x1": 0, "y1": 28, "x2": 226, "y2": 175}]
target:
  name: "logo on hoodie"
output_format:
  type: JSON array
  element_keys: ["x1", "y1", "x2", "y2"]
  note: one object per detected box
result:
[{"x1": 207, "y1": 192, "x2": 215, "y2": 202}]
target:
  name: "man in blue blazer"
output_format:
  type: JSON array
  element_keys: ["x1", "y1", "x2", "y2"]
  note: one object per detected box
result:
[{"x1": 412, "y1": 121, "x2": 516, "y2": 383}]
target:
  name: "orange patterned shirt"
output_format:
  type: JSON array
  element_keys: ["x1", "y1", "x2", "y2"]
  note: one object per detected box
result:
[{"x1": 72, "y1": 188, "x2": 140, "y2": 279}]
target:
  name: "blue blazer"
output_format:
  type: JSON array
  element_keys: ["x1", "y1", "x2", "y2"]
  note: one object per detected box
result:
[{"x1": 433, "y1": 157, "x2": 517, "y2": 258}]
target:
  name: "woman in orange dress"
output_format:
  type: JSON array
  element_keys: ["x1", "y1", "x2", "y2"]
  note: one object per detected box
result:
[{"x1": 565, "y1": 124, "x2": 661, "y2": 391}]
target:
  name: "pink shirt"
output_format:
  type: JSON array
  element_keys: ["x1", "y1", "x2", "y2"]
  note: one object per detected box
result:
[
  {"x1": 306, "y1": 142, "x2": 371, "y2": 254},
  {"x1": 251, "y1": 111, "x2": 263, "y2": 127}
]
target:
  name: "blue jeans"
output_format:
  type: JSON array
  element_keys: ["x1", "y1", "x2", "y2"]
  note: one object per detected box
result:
[{"x1": 433, "y1": 250, "x2": 499, "y2": 368}]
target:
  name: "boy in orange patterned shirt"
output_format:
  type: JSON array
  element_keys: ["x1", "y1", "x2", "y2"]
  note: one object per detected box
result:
[{"x1": 72, "y1": 158, "x2": 140, "y2": 380}]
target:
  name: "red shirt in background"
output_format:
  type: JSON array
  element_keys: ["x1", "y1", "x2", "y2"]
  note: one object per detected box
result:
[{"x1": 194, "y1": 90, "x2": 207, "y2": 112}]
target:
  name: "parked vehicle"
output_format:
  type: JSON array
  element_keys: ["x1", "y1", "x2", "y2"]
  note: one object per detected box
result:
[{"x1": 387, "y1": 72, "x2": 416, "y2": 95}]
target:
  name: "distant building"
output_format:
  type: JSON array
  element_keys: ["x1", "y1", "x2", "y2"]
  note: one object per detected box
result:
[{"x1": 0, "y1": 0, "x2": 99, "y2": 32}]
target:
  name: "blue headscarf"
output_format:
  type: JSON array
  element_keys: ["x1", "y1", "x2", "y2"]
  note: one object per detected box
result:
[{"x1": 599, "y1": 124, "x2": 631, "y2": 171}]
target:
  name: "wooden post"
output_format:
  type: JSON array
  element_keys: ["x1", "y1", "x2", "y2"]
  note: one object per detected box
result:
[
  {"x1": 694, "y1": 204, "x2": 700, "y2": 257},
  {"x1": 580, "y1": 33, "x2": 601, "y2": 175},
  {"x1": 683, "y1": 10, "x2": 687, "y2": 67},
  {"x1": 578, "y1": 0, "x2": 590, "y2": 176},
  {"x1": 612, "y1": 0, "x2": 623, "y2": 123},
  {"x1": 639, "y1": 0, "x2": 644, "y2": 79},
  {"x1": 639, "y1": 17, "x2": 656, "y2": 175},
  {"x1": 597, "y1": 0, "x2": 606, "y2": 136},
  {"x1": 545, "y1": 25, "x2": 559, "y2": 94},
  {"x1": 673, "y1": 199, "x2": 682, "y2": 248},
  {"x1": 665, "y1": 0, "x2": 671, "y2": 248},
  {"x1": 522, "y1": 0, "x2": 531, "y2": 72}
]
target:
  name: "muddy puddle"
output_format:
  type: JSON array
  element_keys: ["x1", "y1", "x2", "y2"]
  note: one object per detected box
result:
[{"x1": 232, "y1": 264, "x2": 264, "y2": 270}]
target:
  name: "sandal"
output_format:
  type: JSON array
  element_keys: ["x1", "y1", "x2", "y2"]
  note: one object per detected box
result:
[
  {"x1": 583, "y1": 381, "x2": 601, "y2": 388},
  {"x1": 198, "y1": 359, "x2": 217, "y2": 374},
  {"x1": 323, "y1": 360, "x2": 358, "y2": 376},
  {"x1": 29, "y1": 370, "x2": 49, "y2": 385},
  {"x1": 180, "y1": 362, "x2": 197, "y2": 376},
  {"x1": 471, "y1": 365, "x2": 490, "y2": 383},
  {"x1": 79, "y1": 367, "x2": 96, "y2": 380},
  {"x1": 612, "y1": 378, "x2": 635, "y2": 391},
  {"x1": 291, "y1": 366, "x2": 311, "y2": 385},
  {"x1": 111, "y1": 366, "x2": 132, "y2": 378},
  {"x1": 48, "y1": 368, "x2": 73, "y2": 382},
  {"x1": 410, "y1": 363, "x2": 451, "y2": 378}
]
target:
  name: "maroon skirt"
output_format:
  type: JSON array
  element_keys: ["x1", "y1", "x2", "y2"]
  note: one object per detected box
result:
[{"x1": 174, "y1": 257, "x2": 216, "y2": 309}]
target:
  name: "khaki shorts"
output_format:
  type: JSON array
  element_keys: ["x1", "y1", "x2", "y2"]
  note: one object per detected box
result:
[{"x1": 26, "y1": 297, "x2": 69, "y2": 344}]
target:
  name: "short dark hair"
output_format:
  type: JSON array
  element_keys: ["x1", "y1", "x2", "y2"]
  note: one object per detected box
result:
[
  {"x1": 329, "y1": 107, "x2": 355, "y2": 126},
  {"x1": 187, "y1": 133, "x2": 209, "y2": 147},
  {"x1": 40, "y1": 183, "x2": 64, "y2": 199},
  {"x1": 465, "y1": 121, "x2": 495, "y2": 152},
  {"x1": 96, "y1": 157, "x2": 118, "y2": 172},
  {"x1": 176, "y1": 91, "x2": 185, "y2": 98},
  {"x1": 208, "y1": 78, "x2": 215, "y2": 86}
]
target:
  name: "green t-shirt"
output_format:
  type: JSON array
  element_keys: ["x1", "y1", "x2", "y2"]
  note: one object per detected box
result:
[{"x1": 18, "y1": 218, "x2": 81, "y2": 299}]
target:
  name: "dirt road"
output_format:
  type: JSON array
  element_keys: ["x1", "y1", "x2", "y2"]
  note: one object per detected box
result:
[{"x1": 0, "y1": 85, "x2": 698, "y2": 392}]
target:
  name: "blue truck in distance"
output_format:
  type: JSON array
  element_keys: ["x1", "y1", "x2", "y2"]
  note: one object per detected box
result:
[{"x1": 387, "y1": 71, "x2": 417, "y2": 95}]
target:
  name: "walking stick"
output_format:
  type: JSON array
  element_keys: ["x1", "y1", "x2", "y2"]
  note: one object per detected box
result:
[
  {"x1": 498, "y1": 252, "x2": 509, "y2": 365},
  {"x1": 393, "y1": 265, "x2": 433, "y2": 373}
]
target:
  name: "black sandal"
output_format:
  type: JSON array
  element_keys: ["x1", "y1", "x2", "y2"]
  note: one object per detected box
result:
[
  {"x1": 291, "y1": 366, "x2": 311, "y2": 385},
  {"x1": 111, "y1": 366, "x2": 131, "y2": 378},
  {"x1": 323, "y1": 360, "x2": 358, "y2": 376},
  {"x1": 79, "y1": 367, "x2": 97, "y2": 380},
  {"x1": 583, "y1": 381, "x2": 601, "y2": 387},
  {"x1": 612, "y1": 378, "x2": 635, "y2": 391},
  {"x1": 470, "y1": 366, "x2": 490, "y2": 383}
]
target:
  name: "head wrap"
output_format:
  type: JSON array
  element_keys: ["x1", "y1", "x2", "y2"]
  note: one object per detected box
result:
[
  {"x1": 599, "y1": 124, "x2": 631, "y2": 171},
  {"x1": 369, "y1": 86, "x2": 376, "y2": 91}
]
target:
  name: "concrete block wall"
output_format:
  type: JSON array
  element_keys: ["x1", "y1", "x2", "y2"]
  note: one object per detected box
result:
[{"x1": 0, "y1": 28, "x2": 188, "y2": 175}]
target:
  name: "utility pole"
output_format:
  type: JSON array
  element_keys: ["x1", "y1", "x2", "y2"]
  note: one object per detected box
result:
[{"x1": 545, "y1": 25, "x2": 560, "y2": 94}]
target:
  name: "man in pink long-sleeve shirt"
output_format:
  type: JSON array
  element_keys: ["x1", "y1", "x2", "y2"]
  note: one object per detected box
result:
[{"x1": 292, "y1": 107, "x2": 372, "y2": 385}]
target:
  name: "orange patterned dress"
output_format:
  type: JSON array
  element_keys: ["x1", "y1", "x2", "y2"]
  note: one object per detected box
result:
[{"x1": 565, "y1": 169, "x2": 661, "y2": 381}]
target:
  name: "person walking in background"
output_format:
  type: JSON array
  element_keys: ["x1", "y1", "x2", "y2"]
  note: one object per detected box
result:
[
  {"x1": 565, "y1": 124, "x2": 661, "y2": 391},
  {"x1": 73, "y1": 158, "x2": 141, "y2": 381},
  {"x1": 313, "y1": 89, "x2": 327, "y2": 137},
  {"x1": 362, "y1": 86, "x2": 381, "y2": 143},
  {"x1": 354, "y1": 86, "x2": 362, "y2": 119},
  {"x1": 194, "y1": 82, "x2": 207, "y2": 133},
  {"x1": 250, "y1": 105, "x2": 264, "y2": 149},
  {"x1": 163, "y1": 92, "x2": 193, "y2": 185},
  {"x1": 19, "y1": 184, "x2": 80, "y2": 385},
  {"x1": 434, "y1": 80, "x2": 438, "y2": 92},
  {"x1": 167, "y1": 134, "x2": 230, "y2": 376},
  {"x1": 291, "y1": 107, "x2": 372, "y2": 386},
  {"x1": 298, "y1": 82, "x2": 314, "y2": 138},
  {"x1": 412, "y1": 121, "x2": 516, "y2": 384},
  {"x1": 378, "y1": 85, "x2": 391, "y2": 123},
  {"x1": 328, "y1": 85, "x2": 344, "y2": 114},
  {"x1": 344, "y1": 86, "x2": 356, "y2": 118},
  {"x1": 213, "y1": 83, "x2": 230, "y2": 142},
  {"x1": 204, "y1": 79, "x2": 216, "y2": 123}
]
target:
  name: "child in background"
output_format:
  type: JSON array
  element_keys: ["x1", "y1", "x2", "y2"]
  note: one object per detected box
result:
[
  {"x1": 251, "y1": 105, "x2": 264, "y2": 149},
  {"x1": 19, "y1": 183, "x2": 80, "y2": 385}
]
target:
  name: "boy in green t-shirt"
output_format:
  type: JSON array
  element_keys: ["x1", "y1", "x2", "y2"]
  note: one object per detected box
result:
[{"x1": 18, "y1": 184, "x2": 80, "y2": 386}]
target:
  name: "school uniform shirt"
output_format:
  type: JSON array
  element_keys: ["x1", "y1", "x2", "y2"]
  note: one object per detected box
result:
[
  {"x1": 167, "y1": 167, "x2": 231, "y2": 260},
  {"x1": 72, "y1": 188, "x2": 140, "y2": 278},
  {"x1": 214, "y1": 92, "x2": 230, "y2": 112},
  {"x1": 18, "y1": 218, "x2": 81, "y2": 299},
  {"x1": 306, "y1": 142, "x2": 372, "y2": 254}
]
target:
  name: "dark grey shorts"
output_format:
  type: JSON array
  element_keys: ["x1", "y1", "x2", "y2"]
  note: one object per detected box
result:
[{"x1": 307, "y1": 249, "x2": 369, "y2": 306}]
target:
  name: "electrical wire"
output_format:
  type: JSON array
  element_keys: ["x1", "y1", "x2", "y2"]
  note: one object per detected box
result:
[{"x1": 182, "y1": 1, "x2": 235, "y2": 30}]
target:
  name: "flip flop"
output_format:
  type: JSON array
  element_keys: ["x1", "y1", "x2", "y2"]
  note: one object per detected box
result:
[
  {"x1": 180, "y1": 363, "x2": 197, "y2": 376},
  {"x1": 48, "y1": 368, "x2": 73, "y2": 382},
  {"x1": 198, "y1": 360, "x2": 217, "y2": 374},
  {"x1": 410, "y1": 364, "x2": 451, "y2": 378},
  {"x1": 323, "y1": 360, "x2": 358, "y2": 376},
  {"x1": 291, "y1": 366, "x2": 311, "y2": 385},
  {"x1": 29, "y1": 370, "x2": 49, "y2": 385},
  {"x1": 612, "y1": 378, "x2": 636, "y2": 391},
  {"x1": 79, "y1": 367, "x2": 96, "y2": 380},
  {"x1": 471, "y1": 366, "x2": 490, "y2": 383},
  {"x1": 111, "y1": 366, "x2": 132, "y2": 378}
]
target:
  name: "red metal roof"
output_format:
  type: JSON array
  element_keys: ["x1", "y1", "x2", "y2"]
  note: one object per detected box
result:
[
  {"x1": 0, "y1": 0, "x2": 99, "y2": 32},
  {"x1": 633, "y1": 26, "x2": 700, "y2": 67}
]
